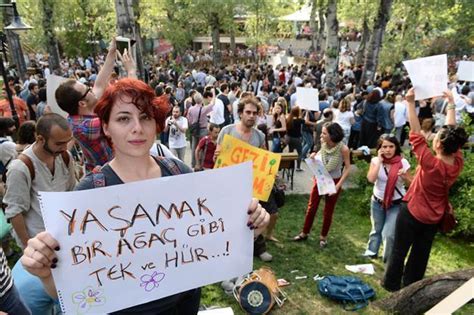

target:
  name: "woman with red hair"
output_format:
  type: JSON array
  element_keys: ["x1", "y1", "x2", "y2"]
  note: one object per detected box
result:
[{"x1": 19, "y1": 78, "x2": 269, "y2": 314}]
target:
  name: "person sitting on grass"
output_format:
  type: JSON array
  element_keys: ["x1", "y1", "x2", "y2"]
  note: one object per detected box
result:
[
  {"x1": 293, "y1": 122, "x2": 351, "y2": 248},
  {"x1": 382, "y1": 88, "x2": 468, "y2": 292}
]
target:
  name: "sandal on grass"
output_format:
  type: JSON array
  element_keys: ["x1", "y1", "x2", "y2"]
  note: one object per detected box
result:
[
  {"x1": 292, "y1": 233, "x2": 308, "y2": 241},
  {"x1": 319, "y1": 240, "x2": 328, "y2": 248}
]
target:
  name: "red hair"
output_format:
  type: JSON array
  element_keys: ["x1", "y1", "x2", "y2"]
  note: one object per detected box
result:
[{"x1": 95, "y1": 78, "x2": 168, "y2": 134}]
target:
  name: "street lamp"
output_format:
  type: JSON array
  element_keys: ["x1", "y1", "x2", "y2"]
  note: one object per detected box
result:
[{"x1": 0, "y1": 0, "x2": 32, "y2": 128}]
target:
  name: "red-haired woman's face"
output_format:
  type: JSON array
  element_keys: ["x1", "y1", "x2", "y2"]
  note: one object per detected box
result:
[{"x1": 103, "y1": 96, "x2": 156, "y2": 158}]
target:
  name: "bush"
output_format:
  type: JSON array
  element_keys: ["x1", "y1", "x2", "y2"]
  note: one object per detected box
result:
[
  {"x1": 350, "y1": 160, "x2": 372, "y2": 216},
  {"x1": 449, "y1": 151, "x2": 474, "y2": 240}
]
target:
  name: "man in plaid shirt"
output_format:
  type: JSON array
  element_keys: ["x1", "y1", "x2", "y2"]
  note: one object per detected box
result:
[{"x1": 55, "y1": 39, "x2": 136, "y2": 172}]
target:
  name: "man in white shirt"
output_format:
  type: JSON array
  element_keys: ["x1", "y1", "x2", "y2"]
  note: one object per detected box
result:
[
  {"x1": 393, "y1": 95, "x2": 408, "y2": 144},
  {"x1": 164, "y1": 106, "x2": 188, "y2": 161},
  {"x1": 209, "y1": 96, "x2": 225, "y2": 127}
]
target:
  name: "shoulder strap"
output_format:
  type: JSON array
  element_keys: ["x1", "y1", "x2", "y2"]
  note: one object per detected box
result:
[
  {"x1": 61, "y1": 151, "x2": 70, "y2": 167},
  {"x1": 154, "y1": 156, "x2": 182, "y2": 175},
  {"x1": 197, "y1": 105, "x2": 203, "y2": 122},
  {"x1": 91, "y1": 166, "x2": 106, "y2": 188},
  {"x1": 155, "y1": 143, "x2": 165, "y2": 157},
  {"x1": 18, "y1": 154, "x2": 35, "y2": 181},
  {"x1": 382, "y1": 164, "x2": 404, "y2": 197}
]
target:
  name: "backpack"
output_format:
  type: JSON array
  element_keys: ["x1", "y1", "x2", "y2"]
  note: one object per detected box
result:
[
  {"x1": 2, "y1": 151, "x2": 70, "y2": 183},
  {"x1": 16, "y1": 152, "x2": 70, "y2": 182},
  {"x1": 92, "y1": 157, "x2": 183, "y2": 188},
  {"x1": 318, "y1": 275, "x2": 375, "y2": 311}
]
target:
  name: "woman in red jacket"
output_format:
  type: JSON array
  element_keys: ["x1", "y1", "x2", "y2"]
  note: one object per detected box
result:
[{"x1": 382, "y1": 88, "x2": 468, "y2": 291}]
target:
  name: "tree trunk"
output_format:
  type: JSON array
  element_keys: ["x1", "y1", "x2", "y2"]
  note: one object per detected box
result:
[
  {"x1": 309, "y1": 0, "x2": 317, "y2": 51},
  {"x1": 374, "y1": 269, "x2": 474, "y2": 314},
  {"x1": 40, "y1": 0, "x2": 61, "y2": 74},
  {"x1": 355, "y1": 16, "x2": 369, "y2": 66},
  {"x1": 360, "y1": 0, "x2": 393, "y2": 83},
  {"x1": 317, "y1": 0, "x2": 325, "y2": 53},
  {"x1": 324, "y1": 0, "x2": 338, "y2": 89},
  {"x1": 210, "y1": 13, "x2": 221, "y2": 65},
  {"x1": 114, "y1": 0, "x2": 144, "y2": 79},
  {"x1": 2, "y1": 0, "x2": 27, "y2": 79}
]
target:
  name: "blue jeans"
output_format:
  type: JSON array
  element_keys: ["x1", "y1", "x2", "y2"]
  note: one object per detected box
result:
[
  {"x1": 12, "y1": 261, "x2": 61, "y2": 315},
  {"x1": 271, "y1": 137, "x2": 283, "y2": 153},
  {"x1": 301, "y1": 130, "x2": 314, "y2": 158},
  {"x1": 0, "y1": 284, "x2": 31, "y2": 315},
  {"x1": 366, "y1": 197, "x2": 401, "y2": 263}
]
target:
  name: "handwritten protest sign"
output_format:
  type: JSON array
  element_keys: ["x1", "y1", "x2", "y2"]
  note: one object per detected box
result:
[
  {"x1": 456, "y1": 61, "x2": 474, "y2": 82},
  {"x1": 402, "y1": 54, "x2": 448, "y2": 100},
  {"x1": 305, "y1": 157, "x2": 336, "y2": 195},
  {"x1": 296, "y1": 87, "x2": 319, "y2": 111},
  {"x1": 214, "y1": 135, "x2": 281, "y2": 201},
  {"x1": 46, "y1": 74, "x2": 68, "y2": 118},
  {"x1": 39, "y1": 163, "x2": 253, "y2": 314}
]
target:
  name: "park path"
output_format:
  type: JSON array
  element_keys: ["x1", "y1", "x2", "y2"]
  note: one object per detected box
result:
[{"x1": 175, "y1": 141, "x2": 359, "y2": 195}]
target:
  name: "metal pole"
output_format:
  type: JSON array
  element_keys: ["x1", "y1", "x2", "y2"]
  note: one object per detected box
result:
[{"x1": 0, "y1": 33, "x2": 19, "y2": 128}]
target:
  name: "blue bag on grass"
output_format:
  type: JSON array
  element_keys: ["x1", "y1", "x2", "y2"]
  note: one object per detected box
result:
[{"x1": 318, "y1": 275, "x2": 375, "y2": 311}]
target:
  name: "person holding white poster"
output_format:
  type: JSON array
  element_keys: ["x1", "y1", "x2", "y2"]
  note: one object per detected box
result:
[
  {"x1": 20, "y1": 78, "x2": 269, "y2": 314},
  {"x1": 382, "y1": 89, "x2": 468, "y2": 292},
  {"x1": 293, "y1": 122, "x2": 351, "y2": 248}
]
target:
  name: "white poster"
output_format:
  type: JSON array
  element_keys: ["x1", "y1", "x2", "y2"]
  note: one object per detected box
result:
[
  {"x1": 402, "y1": 54, "x2": 448, "y2": 100},
  {"x1": 39, "y1": 163, "x2": 253, "y2": 314},
  {"x1": 305, "y1": 157, "x2": 336, "y2": 195},
  {"x1": 46, "y1": 74, "x2": 68, "y2": 117},
  {"x1": 296, "y1": 87, "x2": 319, "y2": 111},
  {"x1": 456, "y1": 61, "x2": 474, "y2": 82}
]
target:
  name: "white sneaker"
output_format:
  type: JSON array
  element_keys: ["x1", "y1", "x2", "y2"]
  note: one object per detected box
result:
[
  {"x1": 362, "y1": 249, "x2": 377, "y2": 257},
  {"x1": 259, "y1": 251, "x2": 273, "y2": 262}
]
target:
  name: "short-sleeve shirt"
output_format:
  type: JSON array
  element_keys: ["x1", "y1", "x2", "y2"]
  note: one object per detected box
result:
[
  {"x1": 166, "y1": 116, "x2": 188, "y2": 149},
  {"x1": 0, "y1": 98, "x2": 29, "y2": 125},
  {"x1": 371, "y1": 156, "x2": 410, "y2": 200},
  {"x1": 74, "y1": 158, "x2": 199, "y2": 314},
  {"x1": 403, "y1": 132, "x2": 464, "y2": 224},
  {"x1": 217, "y1": 124, "x2": 265, "y2": 148},
  {"x1": 68, "y1": 115, "x2": 113, "y2": 172},
  {"x1": 196, "y1": 136, "x2": 217, "y2": 169}
]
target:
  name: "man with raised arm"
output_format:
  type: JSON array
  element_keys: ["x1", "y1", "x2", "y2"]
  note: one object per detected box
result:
[{"x1": 55, "y1": 40, "x2": 136, "y2": 172}]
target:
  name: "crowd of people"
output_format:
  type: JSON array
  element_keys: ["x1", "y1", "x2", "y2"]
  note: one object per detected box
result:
[{"x1": 0, "y1": 38, "x2": 472, "y2": 313}]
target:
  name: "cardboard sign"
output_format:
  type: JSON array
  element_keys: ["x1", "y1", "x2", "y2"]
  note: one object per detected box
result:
[
  {"x1": 402, "y1": 54, "x2": 448, "y2": 100},
  {"x1": 456, "y1": 61, "x2": 474, "y2": 82},
  {"x1": 296, "y1": 87, "x2": 319, "y2": 111},
  {"x1": 214, "y1": 135, "x2": 281, "y2": 201},
  {"x1": 39, "y1": 163, "x2": 253, "y2": 314},
  {"x1": 305, "y1": 157, "x2": 336, "y2": 195},
  {"x1": 46, "y1": 74, "x2": 69, "y2": 117}
]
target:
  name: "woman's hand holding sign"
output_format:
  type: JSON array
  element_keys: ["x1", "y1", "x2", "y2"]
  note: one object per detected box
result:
[{"x1": 247, "y1": 198, "x2": 270, "y2": 237}]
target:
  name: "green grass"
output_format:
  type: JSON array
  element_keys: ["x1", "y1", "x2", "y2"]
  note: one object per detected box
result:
[{"x1": 200, "y1": 193, "x2": 474, "y2": 314}]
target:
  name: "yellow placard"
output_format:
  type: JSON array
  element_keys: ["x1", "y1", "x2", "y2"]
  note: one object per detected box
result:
[{"x1": 214, "y1": 134, "x2": 281, "y2": 201}]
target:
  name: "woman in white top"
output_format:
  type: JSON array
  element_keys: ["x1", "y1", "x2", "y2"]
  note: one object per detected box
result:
[
  {"x1": 363, "y1": 134, "x2": 411, "y2": 262},
  {"x1": 334, "y1": 96, "x2": 355, "y2": 145}
]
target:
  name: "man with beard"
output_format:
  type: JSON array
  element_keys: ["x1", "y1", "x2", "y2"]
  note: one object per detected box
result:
[
  {"x1": 55, "y1": 39, "x2": 136, "y2": 173},
  {"x1": 3, "y1": 113, "x2": 77, "y2": 314},
  {"x1": 215, "y1": 96, "x2": 273, "y2": 262}
]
